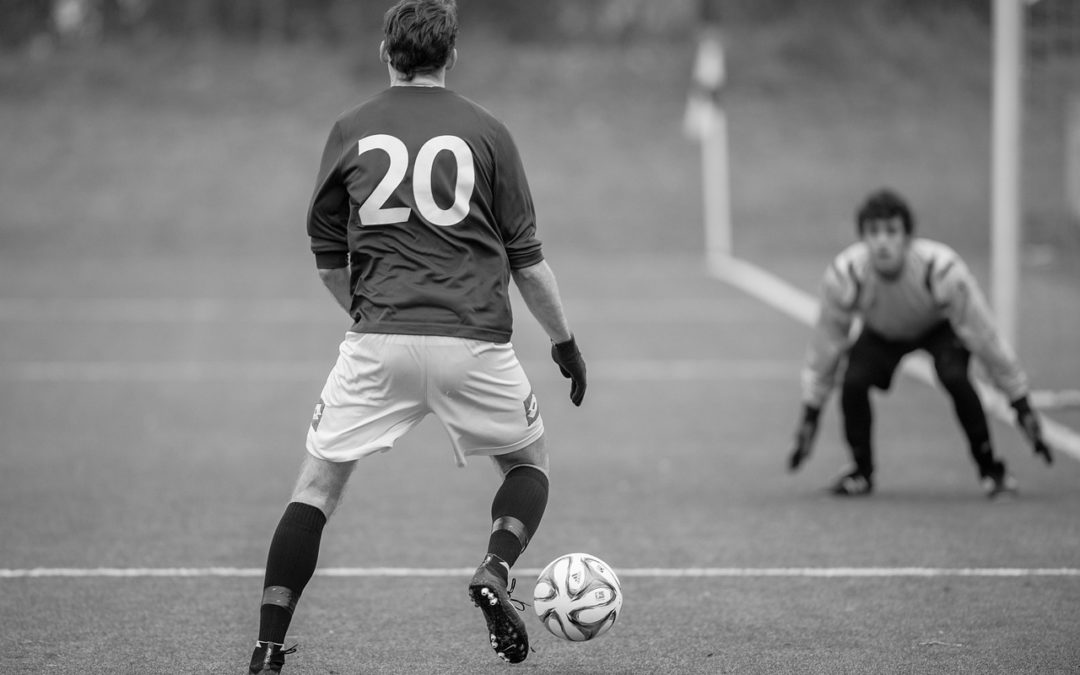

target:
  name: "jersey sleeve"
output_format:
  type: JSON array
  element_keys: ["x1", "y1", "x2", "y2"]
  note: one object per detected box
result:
[
  {"x1": 491, "y1": 123, "x2": 544, "y2": 270},
  {"x1": 933, "y1": 256, "x2": 1029, "y2": 401},
  {"x1": 307, "y1": 121, "x2": 350, "y2": 269},
  {"x1": 801, "y1": 260, "x2": 858, "y2": 408}
]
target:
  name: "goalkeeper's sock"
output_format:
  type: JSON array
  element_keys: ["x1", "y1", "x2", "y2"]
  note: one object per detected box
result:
[
  {"x1": 972, "y1": 440, "x2": 999, "y2": 477},
  {"x1": 258, "y1": 501, "x2": 327, "y2": 645},
  {"x1": 487, "y1": 465, "x2": 549, "y2": 568}
]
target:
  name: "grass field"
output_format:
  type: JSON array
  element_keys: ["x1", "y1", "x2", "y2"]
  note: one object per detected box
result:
[{"x1": 2, "y1": 14, "x2": 1079, "y2": 675}]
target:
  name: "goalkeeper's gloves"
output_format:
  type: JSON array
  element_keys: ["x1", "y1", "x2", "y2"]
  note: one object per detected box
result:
[
  {"x1": 788, "y1": 404, "x2": 821, "y2": 472},
  {"x1": 551, "y1": 335, "x2": 586, "y2": 406},
  {"x1": 1011, "y1": 396, "x2": 1052, "y2": 464}
]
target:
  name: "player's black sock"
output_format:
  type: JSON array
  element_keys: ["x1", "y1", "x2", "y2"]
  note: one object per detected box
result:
[
  {"x1": 487, "y1": 465, "x2": 549, "y2": 568},
  {"x1": 258, "y1": 501, "x2": 327, "y2": 645},
  {"x1": 840, "y1": 383, "x2": 875, "y2": 477},
  {"x1": 972, "y1": 441, "x2": 1001, "y2": 478}
]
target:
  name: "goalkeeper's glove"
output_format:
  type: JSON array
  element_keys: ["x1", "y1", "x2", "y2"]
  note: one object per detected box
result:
[
  {"x1": 1012, "y1": 396, "x2": 1052, "y2": 464},
  {"x1": 788, "y1": 404, "x2": 821, "y2": 472},
  {"x1": 551, "y1": 335, "x2": 586, "y2": 406}
]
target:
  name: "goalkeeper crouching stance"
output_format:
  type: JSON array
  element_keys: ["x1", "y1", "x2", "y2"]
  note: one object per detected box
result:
[{"x1": 787, "y1": 188, "x2": 1052, "y2": 498}]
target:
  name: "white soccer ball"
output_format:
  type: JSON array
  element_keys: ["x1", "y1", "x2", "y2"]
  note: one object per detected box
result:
[{"x1": 532, "y1": 552, "x2": 622, "y2": 642}]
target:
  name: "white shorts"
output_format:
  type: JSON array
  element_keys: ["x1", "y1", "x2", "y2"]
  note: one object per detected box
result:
[{"x1": 306, "y1": 333, "x2": 544, "y2": 466}]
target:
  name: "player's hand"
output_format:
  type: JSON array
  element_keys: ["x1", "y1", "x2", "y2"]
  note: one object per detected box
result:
[
  {"x1": 551, "y1": 335, "x2": 586, "y2": 406},
  {"x1": 788, "y1": 405, "x2": 821, "y2": 472},
  {"x1": 1012, "y1": 396, "x2": 1052, "y2": 464}
]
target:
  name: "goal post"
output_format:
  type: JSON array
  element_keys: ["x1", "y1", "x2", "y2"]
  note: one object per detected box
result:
[{"x1": 992, "y1": 0, "x2": 1023, "y2": 351}]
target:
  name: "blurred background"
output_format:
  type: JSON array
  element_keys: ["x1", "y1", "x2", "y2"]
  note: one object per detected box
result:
[
  {"x1": 2, "y1": 0, "x2": 1077, "y2": 389},
  {"x1": 2, "y1": 1, "x2": 1079, "y2": 672}
]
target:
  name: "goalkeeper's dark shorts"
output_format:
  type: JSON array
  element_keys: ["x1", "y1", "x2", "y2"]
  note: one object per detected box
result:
[{"x1": 844, "y1": 321, "x2": 971, "y2": 392}]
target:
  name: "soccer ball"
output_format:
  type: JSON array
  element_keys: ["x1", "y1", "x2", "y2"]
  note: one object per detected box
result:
[{"x1": 532, "y1": 552, "x2": 622, "y2": 641}]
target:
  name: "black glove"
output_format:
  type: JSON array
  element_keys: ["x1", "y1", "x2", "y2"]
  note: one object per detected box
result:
[
  {"x1": 1012, "y1": 396, "x2": 1052, "y2": 464},
  {"x1": 551, "y1": 335, "x2": 586, "y2": 406},
  {"x1": 788, "y1": 404, "x2": 821, "y2": 472}
]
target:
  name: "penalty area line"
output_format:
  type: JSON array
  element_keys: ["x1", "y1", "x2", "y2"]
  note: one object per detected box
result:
[{"x1": 1, "y1": 567, "x2": 1079, "y2": 579}]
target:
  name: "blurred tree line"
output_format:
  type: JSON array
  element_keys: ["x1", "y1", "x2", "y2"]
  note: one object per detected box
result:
[{"x1": 1, "y1": 0, "x2": 993, "y2": 50}]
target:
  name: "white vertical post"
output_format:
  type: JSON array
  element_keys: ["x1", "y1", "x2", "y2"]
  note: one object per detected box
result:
[
  {"x1": 1067, "y1": 95, "x2": 1080, "y2": 221},
  {"x1": 702, "y1": 102, "x2": 731, "y2": 262},
  {"x1": 687, "y1": 28, "x2": 731, "y2": 264},
  {"x1": 992, "y1": 0, "x2": 1023, "y2": 349}
]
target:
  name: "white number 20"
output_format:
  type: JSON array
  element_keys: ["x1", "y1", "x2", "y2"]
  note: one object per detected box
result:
[{"x1": 356, "y1": 134, "x2": 475, "y2": 227}]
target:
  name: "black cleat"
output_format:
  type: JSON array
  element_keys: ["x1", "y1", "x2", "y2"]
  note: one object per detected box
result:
[
  {"x1": 828, "y1": 469, "x2": 873, "y2": 496},
  {"x1": 249, "y1": 641, "x2": 297, "y2": 674},
  {"x1": 468, "y1": 555, "x2": 529, "y2": 664},
  {"x1": 981, "y1": 462, "x2": 1019, "y2": 499}
]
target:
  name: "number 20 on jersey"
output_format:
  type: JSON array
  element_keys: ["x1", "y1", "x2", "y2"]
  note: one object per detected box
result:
[{"x1": 356, "y1": 134, "x2": 474, "y2": 227}]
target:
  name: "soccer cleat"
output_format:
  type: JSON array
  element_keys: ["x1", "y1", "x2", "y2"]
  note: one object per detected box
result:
[
  {"x1": 248, "y1": 641, "x2": 297, "y2": 674},
  {"x1": 981, "y1": 467, "x2": 1019, "y2": 499},
  {"x1": 468, "y1": 554, "x2": 529, "y2": 664},
  {"x1": 828, "y1": 469, "x2": 873, "y2": 496}
]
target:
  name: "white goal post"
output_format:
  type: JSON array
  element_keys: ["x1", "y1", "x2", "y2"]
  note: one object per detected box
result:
[{"x1": 992, "y1": 0, "x2": 1024, "y2": 350}]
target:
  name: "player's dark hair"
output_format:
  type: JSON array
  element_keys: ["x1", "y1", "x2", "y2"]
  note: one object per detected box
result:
[
  {"x1": 856, "y1": 188, "x2": 915, "y2": 236},
  {"x1": 382, "y1": 0, "x2": 458, "y2": 81}
]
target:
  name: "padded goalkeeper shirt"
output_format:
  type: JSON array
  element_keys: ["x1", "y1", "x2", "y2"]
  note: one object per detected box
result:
[
  {"x1": 307, "y1": 86, "x2": 544, "y2": 343},
  {"x1": 801, "y1": 238, "x2": 1030, "y2": 408}
]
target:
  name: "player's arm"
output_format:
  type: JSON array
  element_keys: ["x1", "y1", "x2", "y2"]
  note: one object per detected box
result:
[
  {"x1": 936, "y1": 258, "x2": 1051, "y2": 462},
  {"x1": 512, "y1": 261, "x2": 585, "y2": 406},
  {"x1": 936, "y1": 258, "x2": 1027, "y2": 397},
  {"x1": 317, "y1": 266, "x2": 352, "y2": 314},
  {"x1": 789, "y1": 263, "x2": 857, "y2": 471},
  {"x1": 490, "y1": 121, "x2": 585, "y2": 405},
  {"x1": 307, "y1": 121, "x2": 352, "y2": 315}
]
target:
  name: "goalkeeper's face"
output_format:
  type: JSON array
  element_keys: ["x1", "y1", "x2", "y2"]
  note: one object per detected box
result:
[{"x1": 861, "y1": 216, "x2": 909, "y2": 279}]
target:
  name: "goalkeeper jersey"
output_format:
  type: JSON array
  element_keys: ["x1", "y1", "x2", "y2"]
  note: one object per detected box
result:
[
  {"x1": 801, "y1": 238, "x2": 1029, "y2": 408},
  {"x1": 307, "y1": 86, "x2": 544, "y2": 343}
]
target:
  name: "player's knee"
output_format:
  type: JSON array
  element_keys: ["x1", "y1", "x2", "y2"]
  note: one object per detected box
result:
[
  {"x1": 290, "y1": 455, "x2": 356, "y2": 518},
  {"x1": 493, "y1": 436, "x2": 548, "y2": 477}
]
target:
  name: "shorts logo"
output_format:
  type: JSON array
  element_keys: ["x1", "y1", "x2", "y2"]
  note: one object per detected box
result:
[
  {"x1": 523, "y1": 391, "x2": 539, "y2": 426},
  {"x1": 311, "y1": 399, "x2": 326, "y2": 431}
]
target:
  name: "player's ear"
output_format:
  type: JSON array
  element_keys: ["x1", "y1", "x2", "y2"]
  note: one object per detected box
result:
[
  {"x1": 445, "y1": 47, "x2": 457, "y2": 71},
  {"x1": 378, "y1": 40, "x2": 390, "y2": 64}
]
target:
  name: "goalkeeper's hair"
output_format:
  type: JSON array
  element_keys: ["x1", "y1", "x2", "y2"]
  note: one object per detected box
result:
[
  {"x1": 856, "y1": 188, "x2": 915, "y2": 236},
  {"x1": 382, "y1": 0, "x2": 457, "y2": 82}
]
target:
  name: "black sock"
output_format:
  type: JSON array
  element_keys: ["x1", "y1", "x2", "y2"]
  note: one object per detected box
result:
[
  {"x1": 487, "y1": 466, "x2": 548, "y2": 568},
  {"x1": 258, "y1": 502, "x2": 327, "y2": 644}
]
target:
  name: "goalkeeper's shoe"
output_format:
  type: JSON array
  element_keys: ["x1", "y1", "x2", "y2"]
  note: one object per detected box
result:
[
  {"x1": 468, "y1": 554, "x2": 529, "y2": 664},
  {"x1": 248, "y1": 641, "x2": 297, "y2": 674},
  {"x1": 828, "y1": 469, "x2": 874, "y2": 496},
  {"x1": 980, "y1": 462, "x2": 1019, "y2": 499}
]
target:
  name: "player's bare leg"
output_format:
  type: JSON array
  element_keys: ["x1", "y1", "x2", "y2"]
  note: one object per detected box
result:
[
  {"x1": 469, "y1": 436, "x2": 549, "y2": 664},
  {"x1": 250, "y1": 455, "x2": 357, "y2": 673}
]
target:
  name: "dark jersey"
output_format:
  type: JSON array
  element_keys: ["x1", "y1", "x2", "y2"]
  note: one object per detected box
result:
[{"x1": 307, "y1": 86, "x2": 544, "y2": 343}]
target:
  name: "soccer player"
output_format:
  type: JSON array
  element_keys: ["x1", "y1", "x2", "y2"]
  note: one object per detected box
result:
[
  {"x1": 247, "y1": 1, "x2": 587, "y2": 671},
  {"x1": 787, "y1": 188, "x2": 1052, "y2": 498}
]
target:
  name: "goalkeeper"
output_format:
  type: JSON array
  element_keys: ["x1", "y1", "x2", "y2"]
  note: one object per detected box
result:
[{"x1": 787, "y1": 189, "x2": 1052, "y2": 497}]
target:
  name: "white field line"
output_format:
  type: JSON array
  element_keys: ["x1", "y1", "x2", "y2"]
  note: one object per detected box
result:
[
  {"x1": 0, "y1": 359, "x2": 798, "y2": 382},
  {"x1": 0, "y1": 298, "x2": 769, "y2": 324},
  {"x1": 708, "y1": 254, "x2": 1080, "y2": 463},
  {"x1": 1, "y1": 567, "x2": 1079, "y2": 579}
]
